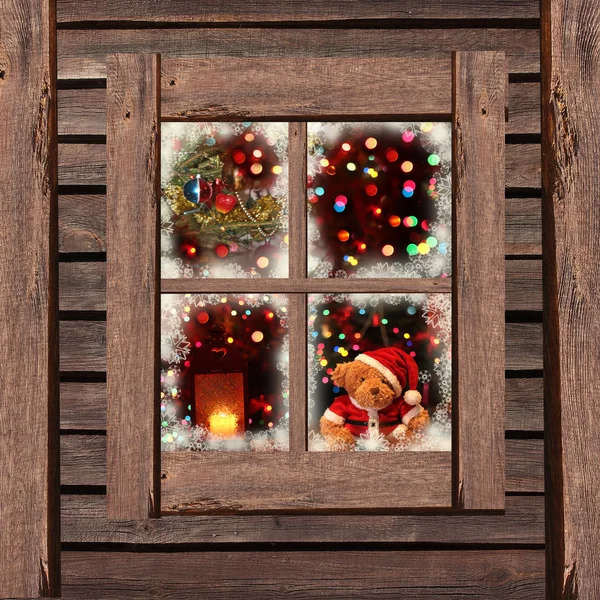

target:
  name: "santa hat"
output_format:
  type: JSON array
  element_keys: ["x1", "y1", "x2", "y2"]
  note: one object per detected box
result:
[{"x1": 355, "y1": 347, "x2": 422, "y2": 405}]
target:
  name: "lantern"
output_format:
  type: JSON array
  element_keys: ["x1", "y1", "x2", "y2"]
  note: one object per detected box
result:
[{"x1": 189, "y1": 324, "x2": 248, "y2": 437}]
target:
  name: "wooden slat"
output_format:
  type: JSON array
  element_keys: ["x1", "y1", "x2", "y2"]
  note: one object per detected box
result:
[
  {"x1": 60, "y1": 493, "x2": 544, "y2": 544},
  {"x1": 505, "y1": 377, "x2": 544, "y2": 431},
  {"x1": 0, "y1": 0, "x2": 60, "y2": 594},
  {"x1": 453, "y1": 51, "x2": 506, "y2": 510},
  {"x1": 506, "y1": 260, "x2": 543, "y2": 311},
  {"x1": 60, "y1": 435, "x2": 544, "y2": 492},
  {"x1": 58, "y1": 143, "x2": 541, "y2": 188},
  {"x1": 505, "y1": 198, "x2": 542, "y2": 255},
  {"x1": 59, "y1": 321, "x2": 543, "y2": 372},
  {"x1": 56, "y1": 0, "x2": 539, "y2": 23},
  {"x1": 542, "y1": 0, "x2": 600, "y2": 595},
  {"x1": 161, "y1": 57, "x2": 451, "y2": 119},
  {"x1": 162, "y1": 452, "x2": 452, "y2": 511},
  {"x1": 59, "y1": 376, "x2": 543, "y2": 433},
  {"x1": 58, "y1": 196, "x2": 542, "y2": 255},
  {"x1": 60, "y1": 262, "x2": 107, "y2": 311},
  {"x1": 106, "y1": 53, "x2": 160, "y2": 520},
  {"x1": 60, "y1": 382, "x2": 107, "y2": 430},
  {"x1": 59, "y1": 83, "x2": 540, "y2": 137},
  {"x1": 59, "y1": 195, "x2": 106, "y2": 253},
  {"x1": 288, "y1": 122, "x2": 307, "y2": 279},
  {"x1": 57, "y1": 29, "x2": 541, "y2": 81},
  {"x1": 61, "y1": 549, "x2": 544, "y2": 599}
]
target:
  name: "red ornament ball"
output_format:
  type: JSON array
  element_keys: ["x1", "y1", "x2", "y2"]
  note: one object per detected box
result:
[
  {"x1": 213, "y1": 178, "x2": 225, "y2": 194},
  {"x1": 215, "y1": 244, "x2": 229, "y2": 258},
  {"x1": 215, "y1": 193, "x2": 237, "y2": 214}
]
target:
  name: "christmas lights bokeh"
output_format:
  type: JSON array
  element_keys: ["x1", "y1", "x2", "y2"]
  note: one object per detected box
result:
[
  {"x1": 308, "y1": 293, "x2": 452, "y2": 451},
  {"x1": 161, "y1": 122, "x2": 289, "y2": 279},
  {"x1": 161, "y1": 293, "x2": 289, "y2": 451},
  {"x1": 307, "y1": 122, "x2": 451, "y2": 279}
]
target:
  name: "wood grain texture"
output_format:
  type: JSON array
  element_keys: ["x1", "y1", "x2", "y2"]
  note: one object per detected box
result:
[
  {"x1": 57, "y1": 28, "x2": 540, "y2": 81},
  {"x1": 506, "y1": 260, "x2": 543, "y2": 311},
  {"x1": 58, "y1": 83, "x2": 539, "y2": 137},
  {"x1": 58, "y1": 377, "x2": 543, "y2": 432},
  {"x1": 162, "y1": 452, "x2": 452, "y2": 512},
  {"x1": 288, "y1": 122, "x2": 307, "y2": 279},
  {"x1": 161, "y1": 57, "x2": 452, "y2": 119},
  {"x1": 453, "y1": 51, "x2": 506, "y2": 510},
  {"x1": 60, "y1": 493, "x2": 544, "y2": 544},
  {"x1": 59, "y1": 321, "x2": 542, "y2": 372},
  {"x1": 60, "y1": 550, "x2": 544, "y2": 599},
  {"x1": 56, "y1": 0, "x2": 539, "y2": 23},
  {"x1": 59, "y1": 195, "x2": 106, "y2": 252},
  {"x1": 58, "y1": 142, "x2": 541, "y2": 188},
  {"x1": 106, "y1": 54, "x2": 160, "y2": 519},
  {"x1": 60, "y1": 382, "x2": 107, "y2": 430},
  {"x1": 57, "y1": 195, "x2": 542, "y2": 255},
  {"x1": 0, "y1": 0, "x2": 60, "y2": 595},
  {"x1": 542, "y1": 0, "x2": 600, "y2": 596},
  {"x1": 60, "y1": 435, "x2": 544, "y2": 492}
]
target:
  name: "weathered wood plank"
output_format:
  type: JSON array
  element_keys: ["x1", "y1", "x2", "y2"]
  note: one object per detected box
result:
[
  {"x1": 60, "y1": 493, "x2": 544, "y2": 545},
  {"x1": 161, "y1": 57, "x2": 452, "y2": 119},
  {"x1": 60, "y1": 382, "x2": 107, "y2": 430},
  {"x1": 57, "y1": 29, "x2": 540, "y2": 81},
  {"x1": 61, "y1": 550, "x2": 544, "y2": 599},
  {"x1": 56, "y1": 0, "x2": 539, "y2": 23},
  {"x1": 59, "y1": 321, "x2": 543, "y2": 372},
  {"x1": 58, "y1": 83, "x2": 540, "y2": 137},
  {"x1": 542, "y1": 0, "x2": 600, "y2": 596},
  {"x1": 58, "y1": 195, "x2": 542, "y2": 255},
  {"x1": 162, "y1": 452, "x2": 452, "y2": 511},
  {"x1": 59, "y1": 195, "x2": 106, "y2": 252},
  {"x1": 58, "y1": 142, "x2": 541, "y2": 188},
  {"x1": 453, "y1": 51, "x2": 506, "y2": 510},
  {"x1": 505, "y1": 198, "x2": 542, "y2": 255},
  {"x1": 506, "y1": 260, "x2": 543, "y2": 311},
  {"x1": 106, "y1": 53, "x2": 160, "y2": 520},
  {"x1": 60, "y1": 435, "x2": 544, "y2": 492},
  {"x1": 59, "y1": 376, "x2": 543, "y2": 433},
  {"x1": 0, "y1": 0, "x2": 60, "y2": 594}
]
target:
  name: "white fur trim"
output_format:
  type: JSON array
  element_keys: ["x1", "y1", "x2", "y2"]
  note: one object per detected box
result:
[
  {"x1": 403, "y1": 389, "x2": 422, "y2": 406},
  {"x1": 391, "y1": 424, "x2": 408, "y2": 440},
  {"x1": 355, "y1": 354, "x2": 402, "y2": 397},
  {"x1": 323, "y1": 408, "x2": 346, "y2": 425},
  {"x1": 402, "y1": 404, "x2": 424, "y2": 426}
]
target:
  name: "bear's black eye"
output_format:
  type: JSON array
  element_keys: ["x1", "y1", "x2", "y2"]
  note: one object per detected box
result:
[{"x1": 360, "y1": 377, "x2": 365, "y2": 382}]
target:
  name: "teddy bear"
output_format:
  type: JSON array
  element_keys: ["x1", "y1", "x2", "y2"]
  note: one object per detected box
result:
[{"x1": 320, "y1": 346, "x2": 430, "y2": 450}]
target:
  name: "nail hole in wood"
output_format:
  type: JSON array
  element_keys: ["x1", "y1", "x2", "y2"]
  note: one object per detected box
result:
[
  {"x1": 125, "y1": 110, "x2": 131, "y2": 119},
  {"x1": 481, "y1": 107, "x2": 487, "y2": 116},
  {"x1": 169, "y1": 79, "x2": 176, "y2": 86},
  {"x1": 0, "y1": 70, "x2": 5, "y2": 80}
]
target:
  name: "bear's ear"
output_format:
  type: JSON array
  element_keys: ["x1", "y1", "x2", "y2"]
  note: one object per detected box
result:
[{"x1": 332, "y1": 362, "x2": 350, "y2": 388}]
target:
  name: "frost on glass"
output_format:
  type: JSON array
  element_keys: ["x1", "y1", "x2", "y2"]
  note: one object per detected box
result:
[
  {"x1": 308, "y1": 293, "x2": 451, "y2": 452},
  {"x1": 161, "y1": 122, "x2": 289, "y2": 279},
  {"x1": 161, "y1": 293, "x2": 289, "y2": 451},
  {"x1": 307, "y1": 122, "x2": 451, "y2": 279}
]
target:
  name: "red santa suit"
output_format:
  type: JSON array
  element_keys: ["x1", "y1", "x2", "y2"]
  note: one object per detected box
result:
[{"x1": 323, "y1": 346, "x2": 425, "y2": 440}]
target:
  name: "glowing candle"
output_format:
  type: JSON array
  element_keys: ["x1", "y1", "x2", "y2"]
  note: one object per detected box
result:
[{"x1": 208, "y1": 412, "x2": 238, "y2": 437}]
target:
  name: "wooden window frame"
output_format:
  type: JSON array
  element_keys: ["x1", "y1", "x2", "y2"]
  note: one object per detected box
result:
[{"x1": 106, "y1": 52, "x2": 505, "y2": 519}]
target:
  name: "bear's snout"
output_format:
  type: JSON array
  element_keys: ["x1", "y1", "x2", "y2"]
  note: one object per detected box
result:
[{"x1": 370, "y1": 387, "x2": 380, "y2": 395}]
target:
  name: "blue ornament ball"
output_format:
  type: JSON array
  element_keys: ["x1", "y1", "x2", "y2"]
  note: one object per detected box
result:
[{"x1": 183, "y1": 176, "x2": 212, "y2": 205}]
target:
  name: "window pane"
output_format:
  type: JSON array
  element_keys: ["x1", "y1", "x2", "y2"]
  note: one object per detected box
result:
[
  {"x1": 161, "y1": 122, "x2": 289, "y2": 278},
  {"x1": 308, "y1": 293, "x2": 451, "y2": 451},
  {"x1": 307, "y1": 122, "x2": 451, "y2": 278},
  {"x1": 161, "y1": 293, "x2": 289, "y2": 451}
]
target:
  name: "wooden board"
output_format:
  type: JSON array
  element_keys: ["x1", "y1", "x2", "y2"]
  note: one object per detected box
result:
[
  {"x1": 60, "y1": 550, "x2": 545, "y2": 599},
  {"x1": 59, "y1": 320, "x2": 543, "y2": 372},
  {"x1": 60, "y1": 493, "x2": 544, "y2": 544},
  {"x1": 58, "y1": 142, "x2": 541, "y2": 188},
  {"x1": 58, "y1": 83, "x2": 540, "y2": 137},
  {"x1": 106, "y1": 53, "x2": 160, "y2": 519},
  {"x1": 542, "y1": 0, "x2": 600, "y2": 595},
  {"x1": 60, "y1": 435, "x2": 544, "y2": 492},
  {"x1": 161, "y1": 452, "x2": 452, "y2": 512},
  {"x1": 58, "y1": 196, "x2": 543, "y2": 255},
  {"x1": 0, "y1": 0, "x2": 60, "y2": 595},
  {"x1": 59, "y1": 376, "x2": 543, "y2": 432},
  {"x1": 453, "y1": 51, "x2": 506, "y2": 510},
  {"x1": 56, "y1": 0, "x2": 539, "y2": 23},
  {"x1": 161, "y1": 57, "x2": 451, "y2": 119},
  {"x1": 57, "y1": 28, "x2": 541, "y2": 81}
]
